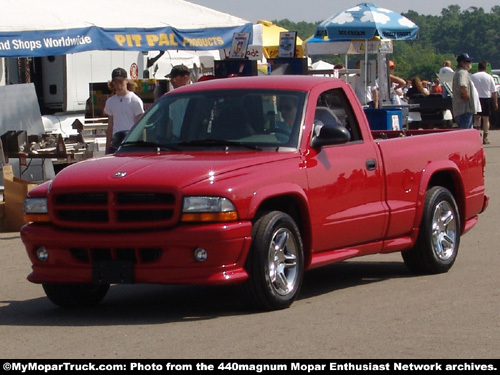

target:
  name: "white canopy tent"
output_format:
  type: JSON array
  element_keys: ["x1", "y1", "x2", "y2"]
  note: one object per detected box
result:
[
  {"x1": 0, "y1": 0, "x2": 253, "y2": 107},
  {"x1": 0, "y1": 0, "x2": 252, "y2": 57},
  {"x1": 311, "y1": 60, "x2": 335, "y2": 70},
  {"x1": 0, "y1": 0, "x2": 253, "y2": 153},
  {"x1": 310, "y1": 60, "x2": 335, "y2": 76}
]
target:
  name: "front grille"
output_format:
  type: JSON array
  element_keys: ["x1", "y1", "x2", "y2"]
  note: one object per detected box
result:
[
  {"x1": 70, "y1": 247, "x2": 162, "y2": 264},
  {"x1": 51, "y1": 190, "x2": 179, "y2": 230}
]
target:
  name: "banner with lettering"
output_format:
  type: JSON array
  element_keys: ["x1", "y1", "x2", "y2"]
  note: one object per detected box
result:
[{"x1": 0, "y1": 24, "x2": 253, "y2": 57}]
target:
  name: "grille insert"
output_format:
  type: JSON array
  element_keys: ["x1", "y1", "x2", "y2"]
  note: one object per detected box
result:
[{"x1": 51, "y1": 191, "x2": 178, "y2": 230}]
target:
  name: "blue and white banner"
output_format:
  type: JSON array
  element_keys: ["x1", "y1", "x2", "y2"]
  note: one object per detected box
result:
[{"x1": 0, "y1": 23, "x2": 253, "y2": 57}]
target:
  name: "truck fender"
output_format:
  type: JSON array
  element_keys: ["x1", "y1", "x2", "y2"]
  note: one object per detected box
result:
[
  {"x1": 246, "y1": 183, "x2": 313, "y2": 263},
  {"x1": 413, "y1": 160, "x2": 465, "y2": 233}
]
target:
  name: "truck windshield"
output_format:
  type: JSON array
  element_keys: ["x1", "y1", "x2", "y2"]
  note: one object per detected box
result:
[{"x1": 119, "y1": 89, "x2": 306, "y2": 152}]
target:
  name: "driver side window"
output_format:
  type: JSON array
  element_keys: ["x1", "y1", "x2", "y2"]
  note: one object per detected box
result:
[{"x1": 315, "y1": 89, "x2": 362, "y2": 142}]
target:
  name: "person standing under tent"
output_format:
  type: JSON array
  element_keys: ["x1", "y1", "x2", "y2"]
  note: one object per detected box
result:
[
  {"x1": 104, "y1": 68, "x2": 144, "y2": 154},
  {"x1": 164, "y1": 65, "x2": 192, "y2": 139},
  {"x1": 166, "y1": 64, "x2": 191, "y2": 89}
]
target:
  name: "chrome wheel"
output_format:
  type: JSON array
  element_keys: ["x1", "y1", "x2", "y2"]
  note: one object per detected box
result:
[
  {"x1": 267, "y1": 227, "x2": 299, "y2": 296},
  {"x1": 245, "y1": 211, "x2": 304, "y2": 310},
  {"x1": 431, "y1": 200, "x2": 458, "y2": 261},
  {"x1": 402, "y1": 186, "x2": 460, "y2": 274}
]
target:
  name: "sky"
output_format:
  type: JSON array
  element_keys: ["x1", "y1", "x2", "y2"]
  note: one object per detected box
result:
[{"x1": 188, "y1": 0, "x2": 499, "y2": 23}]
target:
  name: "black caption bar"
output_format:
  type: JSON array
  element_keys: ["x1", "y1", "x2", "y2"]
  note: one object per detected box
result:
[{"x1": 2, "y1": 360, "x2": 498, "y2": 374}]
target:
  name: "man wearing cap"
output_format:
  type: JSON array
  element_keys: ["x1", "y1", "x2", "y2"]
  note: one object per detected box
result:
[
  {"x1": 452, "y1": 53, "x2": 477, "y2": 129},
  {"x1": 166, "y1": 64, "x2": 191, "y2": 89},
  {"x1": 163, "y1": 65, "x2": 191, "y2": 139},
  {"x1": 104, "y1": 67, "x2": 144, "y2": 153}
]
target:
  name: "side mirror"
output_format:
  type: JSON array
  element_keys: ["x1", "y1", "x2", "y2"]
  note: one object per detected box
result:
[{"x1": 310, "y1": 124, "x2": 351, "y2": 148}]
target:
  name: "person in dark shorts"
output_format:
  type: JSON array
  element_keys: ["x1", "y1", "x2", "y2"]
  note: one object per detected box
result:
[{"x1": 471, "y1": 61, "x2": 499, "y2": 144}]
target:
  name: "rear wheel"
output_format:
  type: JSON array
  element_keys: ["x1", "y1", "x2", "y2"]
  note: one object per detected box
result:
[
  {"x1": 42, "y1": 283, "x2": 110, "y2": 308},
  {"x1": 402, "y1": 186, "x2": 460, "y2": 274},
  {"x1": 245, "y1": 211, "x2": 304, "y2": 310}
]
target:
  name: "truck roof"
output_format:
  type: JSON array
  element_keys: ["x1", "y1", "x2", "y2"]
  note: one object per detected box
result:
[{"x1": 173, "y1": 75, "x2": 345, "y2": 93}]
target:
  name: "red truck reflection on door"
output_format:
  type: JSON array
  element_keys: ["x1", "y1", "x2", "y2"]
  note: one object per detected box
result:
[{"x1": 21, "y1": 76, "x2": 488, "y2": 310}]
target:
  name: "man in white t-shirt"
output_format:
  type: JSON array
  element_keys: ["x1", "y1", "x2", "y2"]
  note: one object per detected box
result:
[
  {"x1": 104, "y1": 67, "x2": 145, "y2": 153},
  {"x1": 439, "y1": 60, "x2": 454, "y2": 97},
  {"x1": 471, "y1": 61, "x2": 498, "y2": 144}
]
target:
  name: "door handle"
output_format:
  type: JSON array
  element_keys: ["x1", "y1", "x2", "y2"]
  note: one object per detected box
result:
[{"x1": 366, "y1": 159, "x2": 377, "y2": 171}]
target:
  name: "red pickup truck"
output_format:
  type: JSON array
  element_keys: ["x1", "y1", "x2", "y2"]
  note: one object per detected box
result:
[{"x1": 21, "y1": 76, "x2": 488, "y2": 310}]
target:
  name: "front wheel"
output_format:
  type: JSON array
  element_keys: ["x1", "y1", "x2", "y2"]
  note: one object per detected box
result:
[
  {"x1": 42, "y1": 283, "x2": 110, "y2": 308},
  {"x1": 402, "y1": 186, "x2": 460, "y2": 274},
  {"x1": 244, "y1": 211, "x2": 304, "y2": 310}
]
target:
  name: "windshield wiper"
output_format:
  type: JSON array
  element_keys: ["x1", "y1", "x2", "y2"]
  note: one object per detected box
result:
[
  {"x1": 120, "y1": 140, "x2": 180, "y2": 151},
  {"x1": 178, "y1": 139, "x2": 262, "y2": 151}
]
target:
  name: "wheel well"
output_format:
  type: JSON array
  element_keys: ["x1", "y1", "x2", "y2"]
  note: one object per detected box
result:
[
  {"x1": 427, "y1": 170, "x2": 465, "y2": 229},
  {"x1": 253, "y1": 195, "x2": 312, "y2": 265},
  {"x1": 428, "y1": 171, "x2": 456, "y2": 195}
]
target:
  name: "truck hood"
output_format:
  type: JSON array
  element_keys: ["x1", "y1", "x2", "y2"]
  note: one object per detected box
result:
[{"x1": 50, "y1": 152, "x2": 296, "y2": 191}]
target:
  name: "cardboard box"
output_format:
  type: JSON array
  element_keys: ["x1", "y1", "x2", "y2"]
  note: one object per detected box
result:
[{"x1": 2, "y1": 165, "x2": 38, "y2": 232}]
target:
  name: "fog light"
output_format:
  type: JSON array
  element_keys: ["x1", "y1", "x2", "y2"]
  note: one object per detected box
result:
[
  {"x1": 36, "y1": 247, "x2": 49, "y2": 262},
  {"x1": 193, "y1": 247, "x2": 207, "y2": 262}
]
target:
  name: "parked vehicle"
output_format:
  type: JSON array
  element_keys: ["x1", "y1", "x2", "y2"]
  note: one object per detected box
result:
[{"x1": 21, "y1": 76, "x2": 488, "y2": 310}]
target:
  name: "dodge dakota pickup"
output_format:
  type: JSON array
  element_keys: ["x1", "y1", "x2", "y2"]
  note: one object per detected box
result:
[{"x1": 21, "y1": 76, "x2": 488, "y2": 310}]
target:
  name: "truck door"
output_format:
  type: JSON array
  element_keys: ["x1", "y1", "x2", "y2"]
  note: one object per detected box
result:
[{"x1": 305, "y1": 88, "x2": 387, "y2": 252}]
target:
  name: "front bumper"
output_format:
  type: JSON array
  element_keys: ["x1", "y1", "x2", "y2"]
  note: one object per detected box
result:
[{"x1": 21, "y1": 221, "x2": 252, "y2": 285}]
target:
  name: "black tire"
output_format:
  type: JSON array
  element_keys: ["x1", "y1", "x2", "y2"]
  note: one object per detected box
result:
[
  {"x1": 42, "y1": 283, "x2": 110, "y2": 308},
  {"x1": 244, "y1": 211, "x2": 304, "y2": 310},
  {"x1": 402, "y1": 186, "x2": 460, "y2": 274}
]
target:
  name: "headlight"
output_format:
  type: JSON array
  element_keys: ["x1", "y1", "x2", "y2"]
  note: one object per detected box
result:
[
  {"x1": 24, "y1": 198, "x2": 50, "y2": 223},
  {"x1": 181, "y1": 196, "x2": 238, "y2": 222}
]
